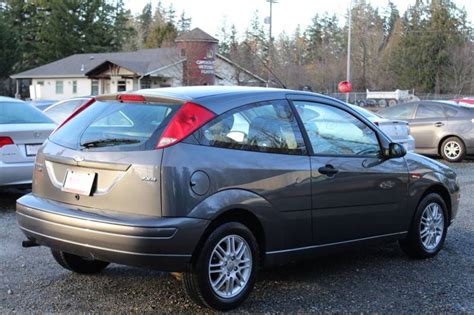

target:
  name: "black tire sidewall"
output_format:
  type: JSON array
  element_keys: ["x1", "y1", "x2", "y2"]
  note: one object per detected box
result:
[
  {"x1": 441, "y1": 137, "x2": 465, "y2": 162},
  {"x1": 51, "y1": 250, "x2": 109, "y2": 274},
  {"x1": 195, "y1": 222, "x2": 259, "y2": 311},
  {"x1": 411, "y1": 194, "x2": 448, "y2": 257}
]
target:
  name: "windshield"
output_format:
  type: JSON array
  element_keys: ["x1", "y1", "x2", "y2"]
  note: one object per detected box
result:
[
  {"x1": 49, "y1": 100, "x2": 182, "y2": 151},
  {"x1": 0, "y1": 101, "x2": 54, "y2": 124}
]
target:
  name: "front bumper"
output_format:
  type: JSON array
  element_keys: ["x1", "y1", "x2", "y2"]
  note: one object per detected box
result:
[{"x1": 16, "y1": 194, "x2": 209, "y2": 271}]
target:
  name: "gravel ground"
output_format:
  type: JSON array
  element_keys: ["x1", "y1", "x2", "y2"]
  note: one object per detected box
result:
[{"x1": 1, "y1": 161, "x2": 473, "y2": 313}]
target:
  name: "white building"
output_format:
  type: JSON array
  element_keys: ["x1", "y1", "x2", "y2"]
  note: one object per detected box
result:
[{"x1": 11, "y1": 28, "x2": 265, "y2": 100}]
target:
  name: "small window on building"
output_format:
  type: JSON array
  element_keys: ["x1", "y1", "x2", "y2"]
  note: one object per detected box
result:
[
  {"x1": 55, "y1": 81, "x2": 63, "y2": 94},
  {"x1": 72, "y1": 80, "x2": 77, "y2": 94},
  {"x1": 140, "y1": 78, "x2": 151, "y2": 89},
  {"x1": 91, "y1": 80, "x2": 99, "y2": 96},
  {"x1": 181, "y1": 48, "x2": 186, "y2": 57},
  {"x1": 36, "y1": 81, "x2": 44, "y2": 86},
  {"x1": 117, "y1": 80, "x2": 126, "y2": 92}
]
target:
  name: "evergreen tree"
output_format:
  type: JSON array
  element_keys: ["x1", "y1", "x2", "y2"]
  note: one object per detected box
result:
[{"x1": 177, "y1": 11, "x2": 192, "y2": 34}]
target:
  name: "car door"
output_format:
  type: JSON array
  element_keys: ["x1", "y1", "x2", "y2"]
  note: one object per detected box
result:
[
  {"x1": 410, "y1": 102, "x2": 448, "y2": 149},
  {"x1": 291, "y1": 99, "x2": 409, "y2": 245},
  {"x1": 184, "y1": 99, "x2": 313, "y2": 250}
]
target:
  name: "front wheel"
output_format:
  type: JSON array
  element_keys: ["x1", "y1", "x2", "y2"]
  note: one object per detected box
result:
[
  {"x1": 183, "y1": 222, "x2": 259, "y2": 311},
  {"x1": 51, "y1": 249, "x2": 109, "y2": 274},
  {"x1": 399, "y1": 193, "x2": 448, "y2": 259}
]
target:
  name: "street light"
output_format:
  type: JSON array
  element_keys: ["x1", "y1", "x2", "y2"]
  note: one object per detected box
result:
[{"x1": 265, "y1": 0, "x2": 278, "y2": 87}]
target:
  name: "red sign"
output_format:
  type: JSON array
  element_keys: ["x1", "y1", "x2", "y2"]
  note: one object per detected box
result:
[{"x1": 338, "y1": 81, "x2": 352, "y2": 93}]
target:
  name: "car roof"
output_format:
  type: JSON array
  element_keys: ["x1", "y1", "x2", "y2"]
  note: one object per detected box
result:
[
  {"x1": 136, "y1": 86, "x2": 298, "y2": 100},
  {"x1": 132, "y1": 86, "x2": 337, "y2": 114},
  {"x1": 0, "y1": 96, "x2": 25, "y2": 103}
]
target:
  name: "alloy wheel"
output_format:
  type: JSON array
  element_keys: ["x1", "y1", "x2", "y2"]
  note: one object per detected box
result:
[
  {"x1": 443, "y1": 141, "x2": 461, "y2": 159},
  {"x1": 208, "y1": 235, "x2": 252, "y2": 299},
  {"x1": 419, "y1": 202, "x2": 444, "y2": 251}
]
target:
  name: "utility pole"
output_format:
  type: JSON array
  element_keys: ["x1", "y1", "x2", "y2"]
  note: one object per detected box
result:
[
  {"x1": 265, "y1": 0, "x2": 277, "y2": 87},
  {"x1": 346, "y1": 0, "x2": 353, "y2": 102}
]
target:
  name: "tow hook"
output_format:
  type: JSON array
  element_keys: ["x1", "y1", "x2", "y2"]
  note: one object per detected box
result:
[{"x1": 22, "y1": 239, "x2": 40, "y2": 248}]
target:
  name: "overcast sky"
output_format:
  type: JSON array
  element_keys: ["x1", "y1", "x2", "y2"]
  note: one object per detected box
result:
[{"x1": 126, "y1": 0, "x2": 474, "y2": 39}]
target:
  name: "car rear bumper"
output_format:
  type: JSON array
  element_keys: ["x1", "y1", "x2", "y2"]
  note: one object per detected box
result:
[
  {"x1": 0, "y1": 162, "x2": 33, "y2": 186},
  {"x1": 399, "y1": 136, "x2": 416, "y2": 152},
  {"x1": 16, "y1": 194, "x2": 209, "y2": 271}
]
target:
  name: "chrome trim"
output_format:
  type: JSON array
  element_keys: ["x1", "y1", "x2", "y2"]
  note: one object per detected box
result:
[{"x1": 266, "y1": 231, "x2": 408, "y2": 255}]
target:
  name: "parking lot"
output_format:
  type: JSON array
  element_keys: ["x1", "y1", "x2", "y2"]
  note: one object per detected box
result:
[{"x1": 0, "y1": 160, "x2": 472, "y2": 313}]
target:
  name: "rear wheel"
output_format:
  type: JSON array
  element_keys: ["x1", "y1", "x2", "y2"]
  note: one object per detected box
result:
[
  {"x1": 440, "y1": 136, "x2": 465, "y2": 162},
  {"x1": 399, "y1": 193, "x2": 448, "y2": 259},
  {"x1": 183, "y1": 222, "x2": 259, "y2": 311},
  {"x1": 51, "y1": 249, "x2": 109, "y2": 274}
]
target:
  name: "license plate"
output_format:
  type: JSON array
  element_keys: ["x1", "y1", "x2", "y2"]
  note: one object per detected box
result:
[
  {"x1": 62, "y1": 170, "x2": 95, "y2": 196},
  {"x1": 25, "y1": 144, "x2": 42, "y2": 156}
]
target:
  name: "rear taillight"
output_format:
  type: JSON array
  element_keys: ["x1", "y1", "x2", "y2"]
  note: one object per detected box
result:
[
  {"x1": 0, "y1": 136, "x2": 14, "y2": 148},
  {"x1": 51, "y1": 98, "x2": 96, "y2": 134},
  {"x1": 156, "y1": 102, "x2": 216, "y2": 149}
]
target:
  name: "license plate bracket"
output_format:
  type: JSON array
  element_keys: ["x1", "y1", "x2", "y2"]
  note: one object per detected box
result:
[{"x1": 62, "y1": 170, "x2": 96, "y2": 196}]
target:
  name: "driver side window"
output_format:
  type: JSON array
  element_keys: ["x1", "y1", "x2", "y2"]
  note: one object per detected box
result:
[{"x1": 294, "y1": 101, "x2": 381, "y2": 157}]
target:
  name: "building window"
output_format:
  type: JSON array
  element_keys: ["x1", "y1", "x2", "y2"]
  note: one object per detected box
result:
[
  {"x1": 55, "y1": 81, "x2": 63, "y2": 94},
  {"x1": 181, "y1": 48, "x2": 186, "y2": 57},
  {"x1": 140, "y1": 78, "x2": 151, "y2": 89},
  {"x1": 117, "y1": 80, "x2": 126, "y2": 92},
  {"x1": 91, "y1": 80, "x2": 99, "y2": 96},
  {"x1": 36, "y1": 81, "x2": 44, "y2": 86},
  {"x1": 72, "y1": 80, "x2": 77, "y2": 94}
]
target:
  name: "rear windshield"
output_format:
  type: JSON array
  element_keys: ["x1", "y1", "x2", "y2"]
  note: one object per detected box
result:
[
  {"x1": 0, "y1": 101, "x2": 53, "y2": 124},
  {"x1": 49, "y1": 100, "x2": 182, "y2": 151}
]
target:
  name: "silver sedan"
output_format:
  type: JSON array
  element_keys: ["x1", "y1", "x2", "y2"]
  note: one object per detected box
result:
[
  {"x1": 0, "y1": 96, "x2": 56, "y2": 186},
  {"x1": 350, "y1": 104, "x2": 416, "y2": 152}
]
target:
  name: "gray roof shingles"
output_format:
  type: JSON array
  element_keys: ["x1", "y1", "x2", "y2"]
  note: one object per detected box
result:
[{"x1": 11, "y1": 47, "x2": 183, "y2": 79}]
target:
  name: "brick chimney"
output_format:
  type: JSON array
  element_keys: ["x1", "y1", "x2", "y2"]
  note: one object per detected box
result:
[{"x1": 175, "y1": 28, "x2": 219, "y2": 86}]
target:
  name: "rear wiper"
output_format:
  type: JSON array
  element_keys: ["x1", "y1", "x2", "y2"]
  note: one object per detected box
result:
[{"x1": 81, "y1": 138, "x2": 140, "y2": 148}]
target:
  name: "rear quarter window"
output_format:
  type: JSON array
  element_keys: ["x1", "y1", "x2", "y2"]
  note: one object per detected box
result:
[{"x1": 193, "y1": 100, "x2": 306, "y2": 155}]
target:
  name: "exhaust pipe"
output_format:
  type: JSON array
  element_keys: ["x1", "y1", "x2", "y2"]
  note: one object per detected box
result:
[{"x1": 22, "y1": 239, "x2": 40, "y2": 248}]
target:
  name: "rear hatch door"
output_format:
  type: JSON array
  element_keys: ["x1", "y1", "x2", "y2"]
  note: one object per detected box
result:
[{"x1": 34, "y1": 95, "x2": 184, "y2": 218}]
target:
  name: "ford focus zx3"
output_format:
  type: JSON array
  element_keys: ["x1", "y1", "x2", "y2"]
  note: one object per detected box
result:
[{"x1": 17, "y1": 87, "x2": 460, "y2": 311}]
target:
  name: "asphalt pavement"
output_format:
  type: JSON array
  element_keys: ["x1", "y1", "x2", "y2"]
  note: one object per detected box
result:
[{"x1": 1, "y1": 162, "x2": 473, "y2": 313}]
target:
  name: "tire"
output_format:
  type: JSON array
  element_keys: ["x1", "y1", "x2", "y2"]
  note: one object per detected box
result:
[
  {"x1": 399, "y1": 193, "x2": 448, "y2": 259},
  {"x1": 378, "y1": 99, "x2": 388, "y2": 107},
  {"x1": 183, "y1": 222, "x2": 259, "y2": 311},
  {"x1": 388, "y1": 99, "x2": 398, "y2": 107},
  {"x1": 51, "y1": 249, "x2": 109, "y2": 274},
  {"x1": 440, "y1": 136, "x2": 465, "y2": 162}
]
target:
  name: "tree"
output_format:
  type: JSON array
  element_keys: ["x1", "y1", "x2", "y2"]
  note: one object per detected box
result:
[
  {"x1": 177, "y1": 11, "x2": 192, "y2": 34},
  {"x1": 144, "y1": 3, "x2": 177, "y2": 48}
]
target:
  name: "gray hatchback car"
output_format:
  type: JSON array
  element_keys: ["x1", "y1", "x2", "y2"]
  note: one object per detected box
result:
[
  {"x1": 17, "y1": 87, "x2": 460, "y2": 310},
  {"x1": 379, "y1": 100, "x2": 474, "y2": 162}
]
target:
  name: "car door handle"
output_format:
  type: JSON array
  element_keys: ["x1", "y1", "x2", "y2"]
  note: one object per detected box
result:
[
  {"x1": 434, "y1": 122, "x2": 444, "y2": 127},
  {"x1": 318, "y1": 165, "x2": 338, "y2": 177}
]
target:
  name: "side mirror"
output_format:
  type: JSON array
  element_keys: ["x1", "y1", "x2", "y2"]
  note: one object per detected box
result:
[{"x1": 386, "y1": 143, "x2": 407, "y2": 159}]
